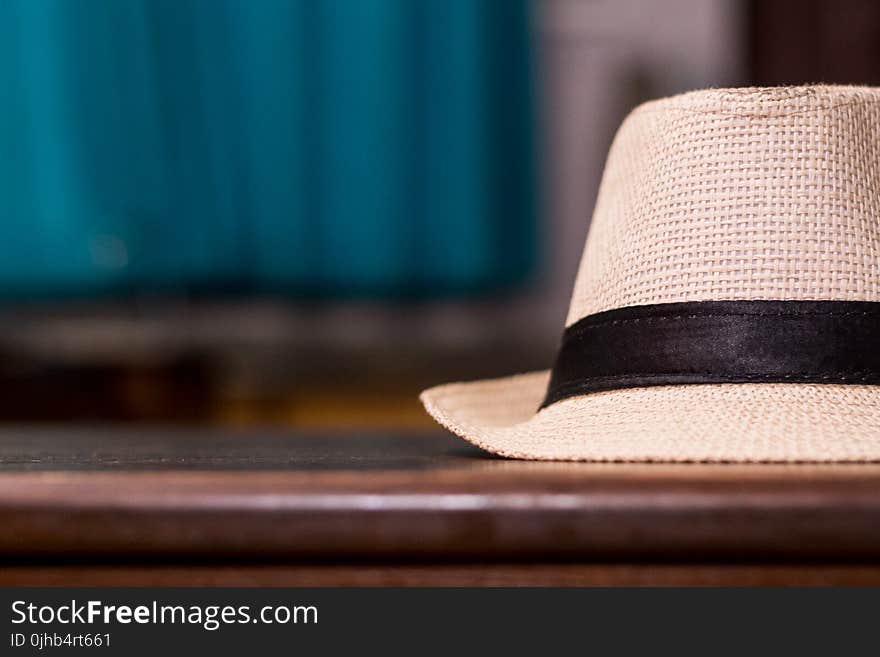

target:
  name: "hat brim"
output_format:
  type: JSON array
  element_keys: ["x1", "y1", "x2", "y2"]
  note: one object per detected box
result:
[{"x1": 420, "y1": 371, "x2": 880, "y2": 462}]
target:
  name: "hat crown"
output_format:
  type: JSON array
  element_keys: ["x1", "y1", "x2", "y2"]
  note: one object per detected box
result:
[{"x1": 566, "y1": 85, "x2": 880, "y2": 326}]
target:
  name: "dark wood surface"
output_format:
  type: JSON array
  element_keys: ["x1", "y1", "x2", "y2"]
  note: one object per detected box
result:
[
  {"x1": 6, "y1": 563, "x2": 880, "y2": 587},
  {"x1": 1, "y1": 427, "x2": 879, "y2": 585}
]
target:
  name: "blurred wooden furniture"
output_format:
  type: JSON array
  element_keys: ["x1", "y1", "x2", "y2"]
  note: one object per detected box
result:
[
  {"x1": 0, "y1": 429, "x2": 879, "y2": 586},
  {"x1": 750, "y1": 0, "x2": 880, "y2": 85}
]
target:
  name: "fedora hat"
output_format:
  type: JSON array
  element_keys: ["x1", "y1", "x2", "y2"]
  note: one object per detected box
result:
[{"x1": 421, "y1": 85, "x2": 880, "y2": 462}]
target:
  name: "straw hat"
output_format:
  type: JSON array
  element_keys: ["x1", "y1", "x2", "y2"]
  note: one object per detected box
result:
[{"x1": 421, "y1": 85, "x2": 880, "y2": 462}]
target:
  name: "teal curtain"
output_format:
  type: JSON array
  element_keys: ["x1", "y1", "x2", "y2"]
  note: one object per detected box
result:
[{"x1": 0, "y1": 0, "x2": 537, "y2": 298}]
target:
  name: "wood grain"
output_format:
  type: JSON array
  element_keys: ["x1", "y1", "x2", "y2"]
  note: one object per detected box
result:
[{"x1": 0, "y1": 428, "x2": 879, "y2": 564}]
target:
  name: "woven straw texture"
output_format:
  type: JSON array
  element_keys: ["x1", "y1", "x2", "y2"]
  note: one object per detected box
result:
[{"x1": 422, "y1": 86, "x2": 880, "y2": 462}]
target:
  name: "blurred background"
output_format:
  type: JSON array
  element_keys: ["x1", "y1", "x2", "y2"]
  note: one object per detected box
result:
[{"x1": 0, "y1": 0, "x2": 875, "y2": 428}]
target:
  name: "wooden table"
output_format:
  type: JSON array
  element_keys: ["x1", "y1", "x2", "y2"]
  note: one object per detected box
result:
[{"x1": 1, "y1": 427, "x2": 879, "y2": 586}]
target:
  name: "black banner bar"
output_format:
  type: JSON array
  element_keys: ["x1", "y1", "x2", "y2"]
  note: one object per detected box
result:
[{"x1": 1, "y1": 587, "x2": 879, "y2": 655}]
